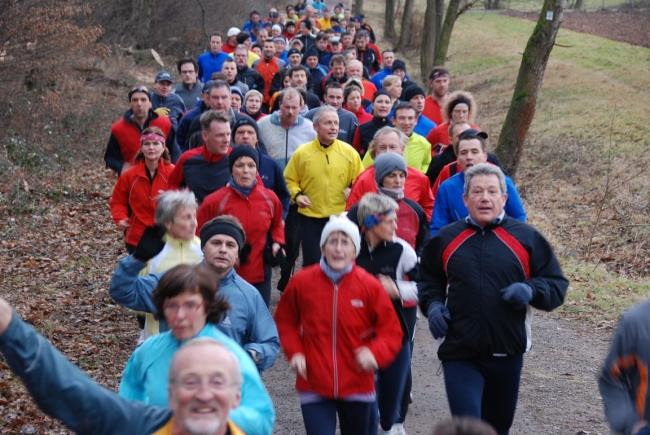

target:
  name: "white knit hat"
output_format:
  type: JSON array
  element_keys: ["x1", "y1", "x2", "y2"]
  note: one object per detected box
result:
[{"x1": 320, "y1": 214, "x2": 361, "y2": 257}]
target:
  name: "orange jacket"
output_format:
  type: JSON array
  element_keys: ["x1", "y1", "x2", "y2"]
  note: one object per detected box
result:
[
  {"x1": 109, "y1": 159, "x2": 175, "y2": 246},
  {"x1": 255, "y1": 57, "x2": 284, "y2": 103}
]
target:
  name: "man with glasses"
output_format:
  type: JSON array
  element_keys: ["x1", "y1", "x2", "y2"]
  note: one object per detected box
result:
[
  {"x1": 104, "y1": 86, "x2": 179, "y2": 174},
  {"x1": 430, "y1": 131, "x2": 526, "y2": 235},
  {"x1": 173, "y1": 59, "x2": 202, "y2": 109},
  {"x1": 346, "y1": 126, "x2": 433, "y2": 219}
]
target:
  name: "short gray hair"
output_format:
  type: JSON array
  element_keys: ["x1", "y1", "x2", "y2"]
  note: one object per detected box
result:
[
  {"x1": 155, "y1": 190, "x2": 198, "y2": 225},
  {"x1": 169, "y1": 337, "x2": 243, "y2": 386},
  {"x1": 463, "y1": 163, "x2": 506, "y2": 196},
  {"x1": 313, "y1": 105, "x2": 338, "y2": 126},
  {"x1": 374, "y1": 126, "x2": 408, "y2": 148},
  {"x1": 357, "y1": 193, "x2": 399, "y2": 226}
]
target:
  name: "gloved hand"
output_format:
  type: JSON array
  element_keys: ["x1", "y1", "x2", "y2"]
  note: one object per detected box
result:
[
  {"x1": 427, "y1": 301, "x2": 450, "y2": 339},
  {"x1": 634, "y1": 422, "x2": 650, "y2": 435},
  {"x1": 134, "y1": 225, "x2": 167, "y2": 262},
  {"x1": 154, "y1": 107, "x2": 170, "y2": 117},
  {"x1": 500, "y1": 282, "x2": 533, "y2": 309}
]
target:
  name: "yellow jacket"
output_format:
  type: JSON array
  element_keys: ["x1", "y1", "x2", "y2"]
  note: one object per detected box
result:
[
  {"x1": 141, "y1": 234, "x2": 203, "y2": 338},
  {"x1": 362, "y1": 132, "x2": 432, "y2": 173},
  {"x1": 153, "y1": 418, "x2": 246, "y2": 435},
  {"x1": 284, "y1": 138, "x2": 363, "y2": 218}
]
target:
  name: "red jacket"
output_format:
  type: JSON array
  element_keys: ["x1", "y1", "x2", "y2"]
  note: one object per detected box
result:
[
  {"x1": 275, "y1": 264, "x2": 403, "y2": 398},
  {"x1": 109, "y1": 159, "x2": 175, "y2": 246},
  {"x1": 108, "y1": 113, "x2": 172, "y2": 170},
  {"x1": 346, "y1": 165, "x2": 433, "y2": 220},
  {"x1": 255, "y1": 57, "x2": 283, "y2": 104},
  {"x1": 196, "y1": 182, "x2": 285, "y2": 284},
  {"x1": 426, "y1": 122, "x2": 480, "y2": 155},
  {"x1": 345, "y1": 104, "x2": 373, "y2": 125}
]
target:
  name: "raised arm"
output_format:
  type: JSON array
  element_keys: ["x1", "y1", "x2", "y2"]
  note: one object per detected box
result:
[{"x1": 0, "y1": 301, "x2": 170, "y2": 435}]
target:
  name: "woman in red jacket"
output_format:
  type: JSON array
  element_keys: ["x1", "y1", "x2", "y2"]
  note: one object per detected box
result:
[
  {"x1": 196, "y1": 145, "x2": 285, "y2": 306},
  {"x1": 109, "y1": 127, "x2": 174, "y2": 253},
  {"x1": 274, "y1": 214, "x2": 403, "y2": 435}
]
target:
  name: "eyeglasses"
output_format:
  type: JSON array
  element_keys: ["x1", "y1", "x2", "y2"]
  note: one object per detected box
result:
[
  {"x1": 375, "y1": 145, "x2": 401, "y2": 152},
  {"x1": 163, "y1": 300, "x2": 205, "y2": 315},
  {"x1": 173, "y1": 375, "x2": 238, "y2": 392}
]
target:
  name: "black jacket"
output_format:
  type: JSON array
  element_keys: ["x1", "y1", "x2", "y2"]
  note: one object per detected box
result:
[
  {"x1": 236, "y1": 66, "x2": 265, "y2": 94},
  {"x1": 358, "y1": 115, "x2": 392, "y2": 156},
  {"x1": 426, "y1": 148, "x2": 506, "y2": 187},
  {"x1": 419, "y1": 216, "x2": 568, "y2": 360}
]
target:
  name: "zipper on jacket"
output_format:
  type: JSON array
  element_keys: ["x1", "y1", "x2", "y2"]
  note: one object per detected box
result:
[
  {"x1": 332, "y1": 283, "x2": 339, "y2": 399},
  {"x1": 480, "y1": 230, "x2": 485, "y2": 355},
  {"x1": 326, "y1": 154, "x2": 329, "y2": 164}
]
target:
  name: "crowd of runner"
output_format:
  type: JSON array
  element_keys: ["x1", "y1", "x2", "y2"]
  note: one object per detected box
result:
[{"x1": 0, "y1": 3, "x2": 648, "y2": 435}]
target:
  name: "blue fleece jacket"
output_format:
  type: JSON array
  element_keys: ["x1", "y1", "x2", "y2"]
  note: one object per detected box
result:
[
  {"x1": 109, "y1": 255, "x2": 280, "y2": 371},
  {"x1": 0, "y1": 313, "x2": 171, "y2": 434},
  {"x1": 120, "y1": 323, "x2": 275, "y2": 435}
]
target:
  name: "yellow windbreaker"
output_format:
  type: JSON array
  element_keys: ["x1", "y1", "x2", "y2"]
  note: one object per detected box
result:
[{"x1": 284, "y1": 138, "x2": 363, "y2": 219}]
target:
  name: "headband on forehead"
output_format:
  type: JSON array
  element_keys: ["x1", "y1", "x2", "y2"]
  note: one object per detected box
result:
[
  {"x1": 430, "y1": 71, "x2": 449, "y2": 81},
  {"x1": 361, "y1": 209, "x2": 394, "y2": 232},
  {"x1": 200, "y1": 220, "x2": 246, "y2": 251},
  {"x1": 140, "y1": 134, "x2": 166, "y2": 143},
  {"x1": 449, "y1": 97, "x2": 471, "y2": 113}
]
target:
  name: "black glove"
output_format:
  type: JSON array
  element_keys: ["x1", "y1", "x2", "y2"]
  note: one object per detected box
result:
[
  {"x1": 427, "y1": 302, "x2": 450, "y2": 340},
  {"x1": 500, "y1": 282, "x2": 533, "y2": 310},
  {"x1": 264, "y1": 240, "x2": 286, "y2": 267},
  {"x1": 239, "y1": 243, "x2": 252, "y2": 265},
  {"x1": 134, "y1": 225, "x2": 167, "y2": 262}
]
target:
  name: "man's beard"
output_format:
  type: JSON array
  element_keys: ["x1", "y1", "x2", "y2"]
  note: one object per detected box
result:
[{"x1": 183, "y1": 416, "x2": 224, "y2": 435}]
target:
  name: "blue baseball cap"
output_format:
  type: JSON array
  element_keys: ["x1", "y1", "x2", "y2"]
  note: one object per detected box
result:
[{"x1": 155, "y1": 70, "x2": 173, "y2": 83}]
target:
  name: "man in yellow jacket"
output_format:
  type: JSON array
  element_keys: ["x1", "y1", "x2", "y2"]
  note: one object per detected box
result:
[{"x1": 284, "y1": 106, "x2": 363, "y2": 267}]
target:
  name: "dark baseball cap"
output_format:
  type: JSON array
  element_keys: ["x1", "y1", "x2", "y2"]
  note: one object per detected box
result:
[
  {"x1": 459, "y1": 129, "x2": 488, "y2": 140},
  {"x1": 155, "y1": 70, "x2": 173, "y2": 83}
]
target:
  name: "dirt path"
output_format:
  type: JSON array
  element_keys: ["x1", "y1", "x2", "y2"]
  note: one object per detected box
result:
[{"x1": 265, "y1": 282, "x2": 613, "y2": 434}]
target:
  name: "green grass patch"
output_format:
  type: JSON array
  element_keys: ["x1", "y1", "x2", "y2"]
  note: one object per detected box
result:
[{"x1": 560, "y1": 260, "x2": 650, "y2": 318}]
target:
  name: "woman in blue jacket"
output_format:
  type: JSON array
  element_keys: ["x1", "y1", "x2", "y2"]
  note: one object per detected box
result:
[{"x1": 119, "y1": 264, "x2": 275, "y2": 435}]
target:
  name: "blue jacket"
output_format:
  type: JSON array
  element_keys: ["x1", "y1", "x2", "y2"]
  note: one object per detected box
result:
[
  {"x1": 257, "y1": 148, "x2": 291, "y2": 219},
  {"x1": 431, "y1": 171, "x2": 526, "y2": 235},
  {"x1": 371, "y1": 67, "x2": 411, "y2": 89},
  {"x1": 120, "y1": 324, "x2": 275, "y2": 435},
  {"x1": 151, "y1": 92, "x2": 187, "y2": 131},
  {"x1": 109, "y1": 255, "x2": 280, "y2": 370},
  {"x1": 197, "y1": 51, "x2": 231, "y2": 83},
  {"x1": 414, "y1": 114, "x2": 436, "y2": 138},
  {"x1": 0, "y1": 314, "x2": 171, "y2": 434},
  {"x1": 175, "y1": 102, "x2": 206, "y2": 151}
]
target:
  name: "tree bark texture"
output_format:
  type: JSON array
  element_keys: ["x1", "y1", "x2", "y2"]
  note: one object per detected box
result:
[
  {"x1": 494, "y1": 0, "x2": 566, "y2": 179},
  {"x1": 395, "y1": 0, "x2": 415, "y2": 51},
  {"x1": 432, "y1": 0, "x2": 462, "y2": 66},
  {"x1": 355, "y1": 0, "x2": 364, "y2": 16},
  {"x1": 385, "y1": 0, "x2": 398, "y2": 40},
  {"x1": 420, "y1": 0, "x2": 438, "y2": 79}
]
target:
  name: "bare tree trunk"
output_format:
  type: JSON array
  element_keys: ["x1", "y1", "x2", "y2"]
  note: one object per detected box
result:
[
  {"x1": 395, "y1": 0, "x2": 416, "y2": 50},
  {"x1": 574, "y1": 0, "x2": 583, "y2": 8},
  {"x1": 420, "y1": 0, "x2": 437, "y2": 80},
  {"x1": 385, "y1": 0, "x2": 397, "y2": 40},
  {"x1": 354, "y1": 0, "x2": 364, "y2": 16},
  {"x1": 494, "y1": 0, "x2": 566, "y2": 179},
  {"x1": 435, "y1": 0, "x2": 443, "y2": 45},
  {"x1": 432, "y1": 0, "x2": 462, "y2": 66}
]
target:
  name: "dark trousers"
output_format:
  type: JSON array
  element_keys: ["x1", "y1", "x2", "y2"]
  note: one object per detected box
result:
[
  {"x1": 301, "y1": 400, "x2": 376, "y2": 435},
  {"x1": 442, "y1": 354, "x2": 524, "y2": 435},
  {"x1": 252, "y1": 263, "x2": 273, "y2": 307},
  {"x1": 278, "y1": 204, "x2": 301, "y2": 291},
  {"x1": 375, "y1": 343, "x2": 410, "y2": 430},
  {"x1": 398, "y1": 306, "x2": 418, "y2": 424},
  {"x1": 299, "y1": 214, "x2": 330, "y2": 267}
]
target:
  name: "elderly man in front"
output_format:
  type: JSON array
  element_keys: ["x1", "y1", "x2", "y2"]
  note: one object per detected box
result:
[{"x1": 419, "y1": 163, "x2": 568, "y2": 435}]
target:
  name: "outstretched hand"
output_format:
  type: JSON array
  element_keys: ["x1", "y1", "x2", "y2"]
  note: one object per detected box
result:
[{"x1": 0, "y1": 298, "x2": 14, "y2": 336}]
